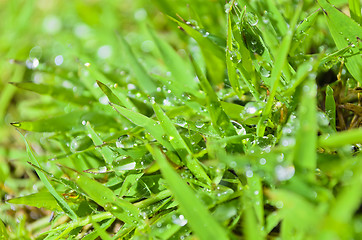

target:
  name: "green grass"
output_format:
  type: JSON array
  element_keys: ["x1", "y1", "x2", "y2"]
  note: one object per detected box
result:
[{"x1": 1, "y1": 0, "x2": 362, "y2": 239}]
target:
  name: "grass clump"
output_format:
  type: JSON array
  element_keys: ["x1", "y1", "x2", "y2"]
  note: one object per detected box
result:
[{"x1": 1, "y1": 0, "x2": 362, "y2": 239}]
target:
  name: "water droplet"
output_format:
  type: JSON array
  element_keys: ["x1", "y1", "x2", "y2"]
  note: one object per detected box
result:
[
  {"x1": 97, "y1": 45, "x2": 112, "y2": 59},
  {"x1": 259, "y1": 158, "x2": 266, "y2": 165},
  {"x1": 176, "y1": 117, "x2": 187, "y2": 127},
  {"x1": 275, "y1": 201, "x2": 284, "y2": 209},
  {"x1": 260, "y1": 66, "x2": 270, "y2": 78},
  {"x1": 172, "y1": 214, "x2": 188, "y2": 226},
  {"x1": 43, "y1": 15, "x2": 62, "y2": 34},
  {"x1": 54, "y1": 55, "x2": 63, "y2": 66},
  {"x1": 243, "y1": 102, "x2": 260, "y2": 115},
  {"x1": 275, "y1": 165, "x2": 295, "y2": 181},
  {"x1": 134, "y1": 8, "x2": 147, "y2": 21},
  {"x1": 246, "y1": 12, "x2": 258, "y2": 26},
  {"x1": 246, "y1": 169, "x2": 253, "y2": 178},
  {"x1": 195, "y1": 121, "x2": 205, "y2": 128}
]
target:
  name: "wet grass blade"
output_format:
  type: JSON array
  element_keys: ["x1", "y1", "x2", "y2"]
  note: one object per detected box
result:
[
  {"x1": 117, "y1": 34, "x2": 157, "y2": 94},
  {"x1": 169, "y1": 16, "x2": 225, "y2": 85},
  {"x1": 86, "y1": 122, "x2": 114, "y2": 165},
  {"x1": 96, "y1": 80, "x2": 137, "y2": 111},
  {"x1": 11, "y1": 110, "x2": 118, "y2": 132},
  {"x1": 325, "y1": 85, "x2": 336, "y2": 131},
  {"x1": 7, "y1": 192, "x2": 62, "y2": 211},
  {"x1": 110, "y1": 103, "x2": 176, "y2": 157},
  {"x1": 9, "y1": 82, "x2": 94, "y2": 105},
  {"x1": 16, "y1": 131, "x2": 78, "y2": 220},
  {"x1": 226, "y1": 11, "x2": 243, "y2": 100},
  {"x1": 290, "y1": 9, "x2": 319, "y2": 55},
  {"x1": 257, "y1": 3, "x2": 303, "y2": 137},
  {"x1": 39, "y1": 212, "x2": 113, "y2": 239},
  {"x1": 349, "y1": 0, "x2": 362, "y2": 24},
  {"x1": 75, "y1": 174, "x2": 143, "y2": 225},
  {"x1": 191, "y1": 56, "x2": 239, "y2": 138},
  {"x1": 293, "y1": 77, "x2": 317, "y2": 178},
  {"x1": 152, "y1": 101, "x2": 211, "y2": 184},
  {"x1": 318, "y1": 0, "x2": 362, "y2": 84},
  {"x1": 0, "y1": 219, "x2": 8, "y2": 240},
  {"x1": 319, "y1": 127, "x2": 362, "y2": 148},
  {"x1": 147, "y1": 145, "x2": 229, "y2": 240},
  {"x1": 330, "y1": 155, "x2": 362, "y2": 223},
  {"x1": 148, "y1": 27, "x2": 198, "y2": 90}
]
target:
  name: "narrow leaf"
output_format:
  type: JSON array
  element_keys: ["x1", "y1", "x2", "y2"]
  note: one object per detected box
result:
[{"x1": 147, "y1": 145, "x2": 229, "y2": 240}]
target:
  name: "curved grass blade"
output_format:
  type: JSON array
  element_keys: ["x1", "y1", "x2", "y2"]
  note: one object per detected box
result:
[
  {"x1": 169, "y1": 16, "x2": 225, "y2": 85},
  {"x1": 9, "y1": 82, "x2": 94, "y2": 105},
  {"x1": 318, "y1": 0, "x2": 362, "y2": 84},
  {"x1": 117, "y1": 34, "x2": 157, "y2": 94},
  {"x1": 290, "y1": 9, "x2": 319, "y2": 55},
  {"x1": 110, "y1": 103, "x2": 179, "y2": 165},
  {"x1": 7, "y1": 192, "x2": 62, "y2": 211},
  {"x1": 96, "y1": 80, "x2": 137, "y2": 111},
  {"x1": 349, "y1": 0, "x2": 362, "y2": 24},
  {"x1": 75, "y1": 174, "x2": 143, "y2": 225},
  {"x1": 147, "y1": 145, "x2": 229, "y2": 240},
  {"x1": 152, "y1": 101, "x2": 211, "y2": 184},
  {"x1": 16, "y1": 131, "x2": 78, "y2": 220}
]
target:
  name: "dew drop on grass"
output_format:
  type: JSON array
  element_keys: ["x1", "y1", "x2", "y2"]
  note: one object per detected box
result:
[
  {"x1": 275, "y1": 201, "x2": 283, "y2": 209},
  {"x1": 275, "y1": 165, "x2": 295, "y2": 181},
  {"x1": 172, "y1": 214, "x2": 188, "y2": 226},
  {"x1": 176, "y1": 117, "x2": 187, "y2": 127},
  {"x1": 260, "y1": 66, "x2": 271, "y2": 78},
  {"x1": 244, "y1": 102, "x2": 260, "y2": 115},
  {"x1": 97, "y1": 45, "x2": 112, "y2": 59},
  {"x1": 246, "y1": 12, "x2": 258, "y2": 26},
  {"x1": 246, "y1": 169, "x2": 253, "y2": 178},
  {"x1": 195, "y1": 121, "x2": 204, "y2": 128},
  {"x1": 259, "y1": 158, "x2": 266, "y2": 165}
]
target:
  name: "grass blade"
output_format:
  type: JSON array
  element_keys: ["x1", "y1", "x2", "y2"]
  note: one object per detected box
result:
[
  {"x1": 75, "y1": 174, "x2": 142, "y2": 225},
  {"x1": 86, "y1": 122, "x2": 114, "y2": 165},
  {"x1": 97, "y1": 80, "x2": 137, "y2": 111},
  {"x1": 147, "y1": 145, "x2": 229, "y2": 240},
  {"x1": 148, "y1": 27, "x2": 198, "y2": 90},
  {"x1": 16, "y1": 131, "x2": 78, "y2": 220},
  {"x1": 319, "y1": 127, "x2": 362, "y2": 148},
  {"x1": 152, "y1": 101, "x2": 211, "y2": 184},
  {"x1": 318, "y1": 0, "x2": 362, "y2": 84},
  {"x1": 325, "y1": 85, "x2": 336, "y2": 131},
  {"x1": 7, "y1": 192, "x2": 62, "y2": 212},
  {"x1": 9, "y1": 82, "x2": 94, "y2": 105},
  {"x1": 191, "y1": 56, "x2": 240, "y2": 139},
  {"x1": 349, "y1": 0, "x2": 362, "y2": 24},
  {"x1": 257, "y1": 3, "x2": 303, "y2": 137},
  {"x1": 10, "y1": 111, "x2": 118, "y2": 132},
  {"x1": 117, "y1": 34, "x2": 157, "y2": 94},
  {"x1": 169, "y1": 16, "x2": 225, "y2": 85},
  {"x1": 293, "y1": 76, "x2": 317, "y2": 178}
]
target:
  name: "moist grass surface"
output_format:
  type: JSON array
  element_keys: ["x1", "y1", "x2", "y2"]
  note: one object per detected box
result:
[{"x1": 1, "y1": 0, "x2": 362, "y2": 239}]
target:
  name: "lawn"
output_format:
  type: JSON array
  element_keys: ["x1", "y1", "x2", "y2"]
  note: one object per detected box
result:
[{"x1": 1, "y1": 0, "x2": 362, "y2": 239}]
